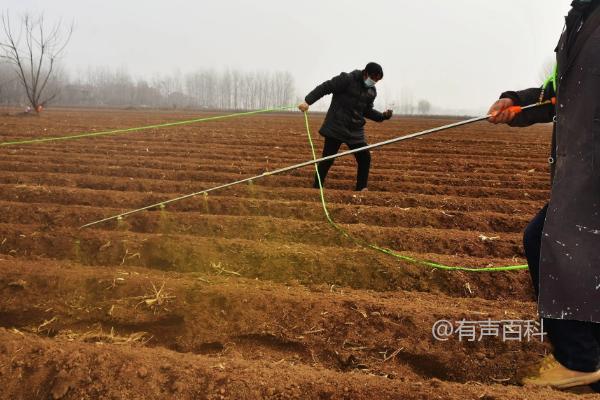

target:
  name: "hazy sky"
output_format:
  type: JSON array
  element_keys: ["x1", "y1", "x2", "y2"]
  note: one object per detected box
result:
[{"x1": 4, "y1": 0, "x2": 572, "y2": 113}]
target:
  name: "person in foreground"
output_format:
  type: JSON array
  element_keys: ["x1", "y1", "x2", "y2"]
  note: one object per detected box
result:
[
  {"x1": 298, "y1": 62, "x2": 393, "y2": 191},
  {"x1": 488, "y1": 0, "x2": 600, "y2": 392}
]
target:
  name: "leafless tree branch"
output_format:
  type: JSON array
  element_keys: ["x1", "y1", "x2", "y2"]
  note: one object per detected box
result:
[{"x1": 0, "y1": 11, "x2": 73, "y2": 112}]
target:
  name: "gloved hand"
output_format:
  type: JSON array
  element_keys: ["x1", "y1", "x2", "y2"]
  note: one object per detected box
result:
[
  {"x1": 488, "y1": 98, "x2": 516, "y2": 124},
  {"x1": 382, "y1": 109, "x2": 393, "y2": 120},
  {"x1": 298, "y1": 102, "x2": 310, "y2": 112}
]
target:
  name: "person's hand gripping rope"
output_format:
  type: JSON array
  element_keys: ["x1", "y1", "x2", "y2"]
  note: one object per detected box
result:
[{"x1": 298, "y1": 102, "x2": 310, "y2": 112}]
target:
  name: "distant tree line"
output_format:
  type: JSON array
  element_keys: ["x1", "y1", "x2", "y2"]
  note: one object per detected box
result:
[
  {"x1": 390, "y1": 99, "x2": 431, "y2": 115},
  {"x1": 0, "y1": 63, "x2": 296, "y2": 111},
  {"x1": 0, "y1": 11, "x2": 296, "y2": 112},
  {"x1": 2, "y1": 11, "x2": 439, "y2": 115}
]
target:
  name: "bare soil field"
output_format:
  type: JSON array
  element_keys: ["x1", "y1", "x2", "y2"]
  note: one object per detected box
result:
[{"x1": 0, "y1": 108, "x2": 596, "y2": 399}]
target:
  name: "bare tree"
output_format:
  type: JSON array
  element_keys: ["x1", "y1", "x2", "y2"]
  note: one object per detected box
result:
[
  {"x1": 0, "y1": 12, "x2": 73, "y2": 113},
  {"x1": 417, "y1": 99, "x2": 431, "y2": 115}
]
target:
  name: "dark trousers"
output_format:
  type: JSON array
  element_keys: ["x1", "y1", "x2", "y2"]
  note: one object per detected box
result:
[
  {"x1": 313, "y1": 137, "x2": 371, "y2": 191},
  {"x1": 523, "y1": 205, "x2": 600, "y2": 390}
]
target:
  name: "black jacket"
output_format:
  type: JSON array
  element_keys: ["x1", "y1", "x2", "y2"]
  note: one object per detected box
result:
[
  {"x1": 305, "y1": 69, "x2": 385, "y2": 144},
  {"x1": 500, "y1": 2, "x2": 600, "y2": 322},
  {"x1": 500, "y1": 0, "x2": 600, "y2": 181}
]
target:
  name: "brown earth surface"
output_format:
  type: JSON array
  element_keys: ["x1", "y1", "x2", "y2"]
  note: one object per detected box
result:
[{"x1": 0, "y1": 108, "x2": 597, "y2": 399}]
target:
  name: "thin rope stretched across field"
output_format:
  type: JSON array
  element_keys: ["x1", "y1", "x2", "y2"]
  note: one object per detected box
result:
[{"x1": 0, "y1": 106, "x2": 296, "y2": 147}]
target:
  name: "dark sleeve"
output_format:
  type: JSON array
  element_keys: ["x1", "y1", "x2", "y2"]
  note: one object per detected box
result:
[
  {"x1": 305, "y1": 72, "x2": 351, "y2": 105},
  {"x1": 365, "y1": 103, "x2": 385, "y2": 122},
  {"x1": 501, "y1": 86, "x2": 555, "y2": 127},
  {"x1": 363, "y1": 89, "x2": 385, "y2": 122}
]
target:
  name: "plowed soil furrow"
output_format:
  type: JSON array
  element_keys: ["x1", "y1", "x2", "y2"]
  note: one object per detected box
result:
[
  {"x1": 0, "y1": 152, "x2": 552, "y2": 184},
  {"x1": 0, "y1": 165, "x2": 550, "y2": 195},
  {"x1": 2, "y1": 328, "x2": 590, "y2": 400},
  {"x1": 1, "y1": 119, "x2": 546, "y2": 144},
  {"x1": 3, "y1": 142, "x2": 550, "y2": 171},
  {"x1": 0, "y1": 169, "x2": 549, "y2": 201},
  {"x1": 0, "y1": 213, "x2": 526, "y2": 264},
  {"x1": 0, "y1": 223, "x2": 530, "y2": 301},
  {"x1": 0, "y1": 199, "x2": 533, "y2": 234},
  {"x1": 0, "y1": 167, "x2": 547, "y2": 202},
  {"x1": 0, "y1": 260, "x2": 539, "y2": 385},
  {"x1": 0, "y1": 181, "x2": 544, "y2": 217}
]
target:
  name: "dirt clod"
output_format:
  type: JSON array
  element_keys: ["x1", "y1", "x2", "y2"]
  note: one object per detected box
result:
[
  {"x1": 51, "y1": 369, "x2": 76, "y2": 399},
  {"x1": 137, "y1": 366, "x2": 148, "y2": 378}
]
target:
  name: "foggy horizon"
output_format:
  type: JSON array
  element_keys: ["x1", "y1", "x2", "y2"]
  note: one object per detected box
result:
[{"x1": 3, "y1": 0, "x2": 572, "y2": 115}]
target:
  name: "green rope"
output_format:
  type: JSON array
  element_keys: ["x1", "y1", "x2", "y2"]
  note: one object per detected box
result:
[
  {"x1": 0, "y1": 105, "x2": 296, "y2": 147},
  {"x1": 542, "y1": 64, "x2": 558, "y2": 93},
  {"x1": 303, "y1": 112, "x2": 528, "y2": 272}
]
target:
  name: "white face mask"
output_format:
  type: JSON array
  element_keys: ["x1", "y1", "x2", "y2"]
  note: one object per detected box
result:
[{"x1": 364, "y1": 77, "x2": 377, "y2": 88}]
